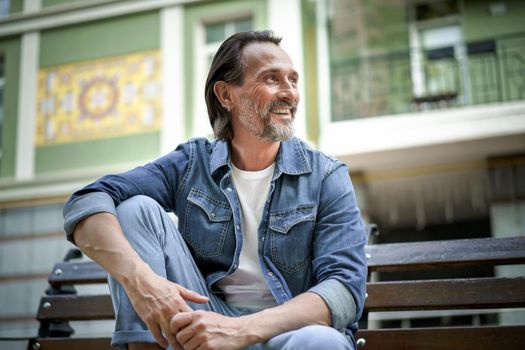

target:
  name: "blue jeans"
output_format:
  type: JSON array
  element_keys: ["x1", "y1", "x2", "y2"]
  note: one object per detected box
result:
[{"x1": 108, "y1": 195, "x2": 354, "y2": 350}]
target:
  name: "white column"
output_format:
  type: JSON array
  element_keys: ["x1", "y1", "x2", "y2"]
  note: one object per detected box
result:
[
  {"x1": 15, "y1": 31, "x2": 39, "y2": 181},
  {"x1": 267, "y1": 0, "x2": 307, "y2": 142},
  {"x1": 408, "y1": 17, "x2": 425, "y2": 97},
  {"x1": 23, "y1": 0, "x2": 41, "y2": 13},
  {"x1": 160, "y1": 5, "x2": 185, "y2": 154},
  {"x1": 490, "y1": 201, "x2": 525, "y2": 324},
  {"x1": 315, "y1": 0, "x2": 332, "y2": 148}
]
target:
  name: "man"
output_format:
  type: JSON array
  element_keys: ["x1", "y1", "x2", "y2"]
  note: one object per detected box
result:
[{"x1": 63, "y1": 30, "x2": 367, "y2": 350}]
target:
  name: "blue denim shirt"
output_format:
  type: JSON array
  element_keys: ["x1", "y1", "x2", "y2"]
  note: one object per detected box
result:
[{"x1": 63, "y1": 137, "x2": 367, "y2": 336}]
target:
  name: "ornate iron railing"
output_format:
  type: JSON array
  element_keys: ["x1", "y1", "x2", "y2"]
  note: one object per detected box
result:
[{"x1": 330, "y1": 33, "x2": 525, "y2": 121}]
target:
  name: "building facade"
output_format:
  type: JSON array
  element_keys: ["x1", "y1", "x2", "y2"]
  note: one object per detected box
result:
[{"x1": 0, "y1": 0, "x2": 523, "y2": 347}]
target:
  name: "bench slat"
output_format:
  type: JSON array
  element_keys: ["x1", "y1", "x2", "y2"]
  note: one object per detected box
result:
[
  {"x1": 30, "y1": 337, "x2": 113, "y2": 350},
  {"x1": 365, "y1": 277, "x2": 525, "y2": 311},
  {"x1": 366, "y1": 236, "x2": 525, "y2": 272},
  {"x1": 46, "y1": 237, "x2": 525, "y2": 286},
  {"x1": 48, "y1": 261, "x2": 107, "y2": 287},
  {"x1": 37, "y1": 277, "x2": 525, "y2": 321},
  {"x1": 37, "y1": 295, "x2": 114, "y2": 321},
  {"x1": 355, "y1": 325, "x2": 525, "y2": 350}
]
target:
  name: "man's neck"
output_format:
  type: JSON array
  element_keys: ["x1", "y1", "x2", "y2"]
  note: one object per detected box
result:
[{"x1": 230, "y1": 133, "x2": 280, "y2": 171}]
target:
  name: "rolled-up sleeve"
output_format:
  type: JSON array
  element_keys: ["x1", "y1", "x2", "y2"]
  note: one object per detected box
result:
[
  {"x1": 63, "y1": 192, "x2": 117, "y2": 242},
  {"x1": 310, "y1": 162, "x2": 367, "y2": 330},
  {"x1": 308, "y1": 278, "x2": 357, "y2": 330},
  {"x1": 62, "y1": 142, "x2": 191, "y2": 243}
]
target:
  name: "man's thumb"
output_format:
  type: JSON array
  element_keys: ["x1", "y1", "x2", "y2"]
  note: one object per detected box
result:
[{"x1": 179, "y1": 286, "x2": 209, "y2": 303}]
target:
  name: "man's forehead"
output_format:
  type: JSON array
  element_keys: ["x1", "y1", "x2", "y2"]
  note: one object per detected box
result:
[{"x1": 242, "y1": 42, "x2": 295, "y2": 71}]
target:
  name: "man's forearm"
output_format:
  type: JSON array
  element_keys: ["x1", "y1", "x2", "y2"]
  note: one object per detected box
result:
[
  {"x1": 73, "y1": 212, "x2": 154, "y2": 289},
  {"x1": 74, "y1": 212, "x2": 209, "y2": 349},
  {"x1": 240, "y1": 292, "x2": 331, "y2": 345}
]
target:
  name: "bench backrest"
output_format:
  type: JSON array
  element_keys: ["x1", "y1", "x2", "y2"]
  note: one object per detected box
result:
[
  {"x1": 29, "y1": 236, "x2": 525, "y2": 350},
  {"x1": 357, "y1": 236, "x2": 525, "y2": 350}
]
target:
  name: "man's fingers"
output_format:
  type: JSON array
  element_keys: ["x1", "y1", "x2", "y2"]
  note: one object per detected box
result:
[
  {"x1": 179, "y1": 334, "x2": 200, "y2": 350},
  {"x1": 147, "y1": 322, "x2": 168, "y2": 349},
  {"x1": 175, "y1": 323, "x2": 197, "y2": 347},
  {"x1": 178, "y1": 286, "x2": 209, "y2": 304},
  {"x1": 170, "y1": 312, "x2": 193, "y2": 334},
  {"x1": 161, "y1": 325, "x2": 179, "y2": 350}
]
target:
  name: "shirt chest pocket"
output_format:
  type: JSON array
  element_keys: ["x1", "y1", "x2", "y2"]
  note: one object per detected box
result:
[
  {"x1": 184, "y1": 188, "x2": 233, "y2": 257},
  {"x1": 269, "y1": 204, "x2": 317, "y2": 274}
]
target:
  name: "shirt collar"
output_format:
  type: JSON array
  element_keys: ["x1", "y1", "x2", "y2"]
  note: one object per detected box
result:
[{"x1": 209, "y1": 137, "x2": 312, "y2": 177}]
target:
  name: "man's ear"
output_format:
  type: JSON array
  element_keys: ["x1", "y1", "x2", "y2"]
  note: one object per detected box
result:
[{"x1": 213, "y1": 81, "x2": 233, "y2": 109}]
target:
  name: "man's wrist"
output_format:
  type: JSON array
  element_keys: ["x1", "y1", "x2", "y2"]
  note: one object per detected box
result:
[
  {"x1": 119, "y1": 260, "x2": 155, "y2": 292},
  {"x1": 237, "y1": 314, "x2": 265, "y2": 346}
]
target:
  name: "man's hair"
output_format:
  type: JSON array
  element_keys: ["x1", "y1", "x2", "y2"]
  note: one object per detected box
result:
[{"x1": 205, "y1": 30, "x2": 282, "y2": 141}]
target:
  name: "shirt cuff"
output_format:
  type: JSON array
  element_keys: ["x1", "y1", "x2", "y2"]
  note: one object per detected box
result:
[
  {"x1": 63, "y1": 192, "x2": 117, "y2": 242},
  {"x1": 308, "y1": 279, "x2": 357, "y2": 330}
]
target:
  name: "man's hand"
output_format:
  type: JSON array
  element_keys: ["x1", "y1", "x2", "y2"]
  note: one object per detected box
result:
[
  {"x1": 170, "y1": 311, "x2": 251, "y2": 350},
  {"x1": 126, "y1": 272, "x2": 209, "y2": 349}
]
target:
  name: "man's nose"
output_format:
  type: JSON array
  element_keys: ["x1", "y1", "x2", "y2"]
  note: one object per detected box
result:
[{"x1": 277, "y1": 81, "x2": 299, "y2": 102}]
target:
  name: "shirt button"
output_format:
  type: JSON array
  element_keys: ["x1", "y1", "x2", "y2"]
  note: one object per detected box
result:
[
  {"x1": 210, "y1": 212, "x2": 216, "y2": 218},
  {"x1": 226, "y1": 187, "x2": 232, "y2": 192},
  {"x1": 268, "y1": 271, "x2": 273, "y2": 276},
  {"x1": 233, "y1": 264, "x2": 238, "y2": 269},
  {"x1": 236, "y1": 225, "x2": 241, "y2": 231}
]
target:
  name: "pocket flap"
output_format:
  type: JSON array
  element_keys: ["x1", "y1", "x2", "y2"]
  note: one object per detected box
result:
[
  {"x1": 187, "y1": 188, "x2": 232, "y2": 222},
  {"x1": 269, "y1": 205, "x2": 317, "y2": 234}
]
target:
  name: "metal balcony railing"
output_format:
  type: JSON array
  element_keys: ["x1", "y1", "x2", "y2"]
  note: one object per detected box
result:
[{"x1": 330, "y1": 32, "x2": 525, "y2": 121}]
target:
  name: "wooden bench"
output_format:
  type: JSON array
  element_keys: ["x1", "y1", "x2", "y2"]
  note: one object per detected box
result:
[
  {"x1": 355, "y1": 235, "x2": 525, "y2": 350},
  {"x1": 28, "y1": 236, "x2": 525, "y2": 350}
]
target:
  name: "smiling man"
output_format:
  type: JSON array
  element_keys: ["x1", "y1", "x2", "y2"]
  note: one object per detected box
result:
[{"x1": 63, "y1": 31, "x2": 367, "y2": 350}]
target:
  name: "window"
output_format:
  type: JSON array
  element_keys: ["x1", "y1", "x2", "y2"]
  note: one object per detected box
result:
[
  {"x1": 415, "y1": 0, "x2": 459, "y2": 22},
  {"x1": 0, "y1": 0, "x2": 9, "y2": 17},
  {"x1": 193, "y1": 17, "x2": 252, "y2": 137},
  {"x1": 409, "y1": 1, "x2": 469, "y2": 106},
  {"x1": 204, "y1": 18, "x2": 252, "y2": 66}
]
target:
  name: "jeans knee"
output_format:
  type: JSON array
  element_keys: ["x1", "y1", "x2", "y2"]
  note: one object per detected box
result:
[
  {"x1": 116, "y1": 195, "x2": 164, "y2": 228},
  {"x1": 115, "y1": 195, "x2": 168, "y2": 243},
  {"x1": 116, "y1": 195, "x2": 159, "y2": 218},
  {"x1": 273, "y1": 325, "x2": 353, "y2": 350}
]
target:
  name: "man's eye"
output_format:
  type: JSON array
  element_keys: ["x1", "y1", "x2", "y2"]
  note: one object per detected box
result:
[{"x1": 264, "y1": 75, "x2": 276, "y2": 82}]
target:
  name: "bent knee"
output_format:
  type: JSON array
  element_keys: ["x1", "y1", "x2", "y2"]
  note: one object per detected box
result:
[
  {"x1": 116, "y1": 195, "x2": 159, "y2": 215},
  {"x1": 273, "y1": 325, "x2": 353, "y2": 350},
  {"x1": 116, "y1": 195, "x2": 163, "y2": 219}
]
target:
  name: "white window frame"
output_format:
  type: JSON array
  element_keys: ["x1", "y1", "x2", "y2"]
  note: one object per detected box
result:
[
  {"x1": 192, "y1": 14, "x2": 253, "y2": 138},
  {"x1": 408, "y1": 0, "x2": 472, "y2": 103}
]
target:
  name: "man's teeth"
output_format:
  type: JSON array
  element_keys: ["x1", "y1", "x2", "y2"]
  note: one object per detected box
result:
[{"x1": 271, "y1": 109, "x2": 289, "y2": 114}]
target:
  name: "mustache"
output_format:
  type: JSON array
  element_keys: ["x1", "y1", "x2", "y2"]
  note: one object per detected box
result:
[{"x1": 268, "y1": 100, "x2": 298, "y2": 109}]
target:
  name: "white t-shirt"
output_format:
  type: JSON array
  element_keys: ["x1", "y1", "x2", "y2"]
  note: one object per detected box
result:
[{"x1": 216, "y1": 162, "x2": 278, "y2": 312}]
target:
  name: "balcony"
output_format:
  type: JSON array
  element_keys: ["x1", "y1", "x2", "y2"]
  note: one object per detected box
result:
[{"x1": 330, "y1": 32, "x2": 525, "y2": 121}]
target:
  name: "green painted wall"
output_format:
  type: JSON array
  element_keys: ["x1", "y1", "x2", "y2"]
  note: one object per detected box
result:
[
  {"x1": 42, "y1": 0, "x2": 84, "y2": 8},
  {"x1": 9, "y1": 0, "x2": 23, "y2": 14},
  {"x1": 35, "y1": 132, "x2": 160, "y2": 174},
  {"x1": 0, "y1": 38, "x2": 20, "y2": 178},
  {"x1": 463, "y1": 0, "x2": 525, "y2": 41},
  {"x1": 184, "y1": 0, "x2": 267, "y2": 138},
  {"x1": 36, "y1": 11, "x2": 161, "y2": 174},
  {"x1": 40, "y1": 11, "x2": 159, "y2": 67}
]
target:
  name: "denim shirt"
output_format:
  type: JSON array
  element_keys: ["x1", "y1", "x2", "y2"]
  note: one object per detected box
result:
[{"x1": 63, "y1": 137, "x2": 367, "y2": 336}]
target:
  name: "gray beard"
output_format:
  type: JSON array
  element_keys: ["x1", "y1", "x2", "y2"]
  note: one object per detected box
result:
[{"x1": 238, "y1": 97, "x2": 295, "y2": 142}]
